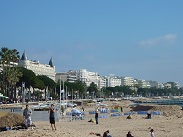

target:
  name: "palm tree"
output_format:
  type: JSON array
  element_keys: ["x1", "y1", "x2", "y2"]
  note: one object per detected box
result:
[
  {"x1": 0, "y1": 47, "x2": 22, "y2": 99},
  {"x1": 0, "y1": 47, "x2": 9, "y2": 96}
]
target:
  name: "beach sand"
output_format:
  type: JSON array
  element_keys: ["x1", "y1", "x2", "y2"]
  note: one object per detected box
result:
[{"x1": 0, "y1": 100, "x2": 183, "y2": 137}]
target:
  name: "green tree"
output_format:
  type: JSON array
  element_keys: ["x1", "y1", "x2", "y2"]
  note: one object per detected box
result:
[
  {"x1": 74, "y1": 80, "x2": 87, "y2": 99},
  {"x1": 0, "y1": 47, "x2": 22, "y2": 99},
  {"x1": 17, "y1": 67, "x2": 37, "y2": 89},
  {"x1": 17, "y1": 67, "x2": 38, "y2": 101},
  {"x1": 37, "y1": 75, "x2": 56, "y2": 100},
  {"x1": 87, "y1": 82, "x2": 99, "y2": 98}
]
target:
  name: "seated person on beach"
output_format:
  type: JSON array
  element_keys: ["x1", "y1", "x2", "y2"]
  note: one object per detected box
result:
[
  {"x1": 126, "y1": 131, "x2": 134, "y2": 137},
  {"x1": 127, "y1": 114, "x2": 132, "y2": 119},
  {"x1": 88, "y1": 119, "x2": 95, "y2": 123},
  {"x1": 89, "y1": 132, "x2": 101, "y2": 136},
  {"x1": 103, "y1": 130, "x2": 112, "y2": 137}
]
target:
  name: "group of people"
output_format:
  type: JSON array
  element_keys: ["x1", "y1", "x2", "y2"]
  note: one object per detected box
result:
[
  {"x1": 90, "y1": 129, "x2": 155, "y2": 137},
  {"x1": 23, "y1": 104, "x2": 56, "y2": 130},
  {"x1": 23, "y1": 104, "x2": 155, "y2": 137},
  {"x1": 126, "y1": 129, "x2": 155, "y2": 137}
]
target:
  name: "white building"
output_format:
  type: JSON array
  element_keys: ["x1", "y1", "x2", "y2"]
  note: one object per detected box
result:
[
  {"x1": 78, "y1": 69, "x2": 100, "y2": 87},
  {"x1": 147, "y1": 80, "x2": 162, "y2": 88},
  {"x1": 137, "y1": 79, "x2": 149, "y2": 88},
  {"x1": 106, "y1": 74, "x2": 121, "y2": 87},
  {"x1": 18, "y1": 51, "x2": 56, "y2": 81},
  {"x1": 55, "y1": 70, "x2": 78, "y2": 83},
  {"x1": 98, "y1": 76, "x2": 106, "y2": 89},
  {"x1": 55, "y1": 72, "x2": 68, "y2": 82},
  {"x1": 121, "y1": 77, "x2": 135, "y2": 87},
  {"x1": 56, "y1": 69, "x2": 106, "y2": 89}
]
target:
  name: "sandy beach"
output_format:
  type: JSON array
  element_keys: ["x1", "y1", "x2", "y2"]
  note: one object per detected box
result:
[{"x1": 0, "y1": 100, "x2": 183, "y2": 137}]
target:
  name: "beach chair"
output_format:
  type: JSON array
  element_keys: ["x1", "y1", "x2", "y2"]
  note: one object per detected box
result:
[
  {"x1": 89, "y1": 111, "x2": 96, "y2": 114},
  {"x1": 111, "y1": 113, "x2": 122, "y2": 117},
  {"x1": 137, "y1": 111, "x2": 147, "y2": 115},
  {"x1": 110, "y1": 109, "x2": 118, "y2": 113},
  {"x1": 124, "y1": 112, "x2": 135, "y2": 115},
  {"x1": 151, "y1": 111, "x2": 161, "y2": 115},
  {"x1": 98, "y1": 114, "x2": 108, "y2": 118},
  {"x1": 100, "y1": 109, "x2": 108, "y2": 114}
]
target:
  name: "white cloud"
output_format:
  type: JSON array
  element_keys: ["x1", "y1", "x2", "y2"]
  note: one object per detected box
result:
[{"x1": 138, "y1": 34, "x2": 177, "y2": 47}]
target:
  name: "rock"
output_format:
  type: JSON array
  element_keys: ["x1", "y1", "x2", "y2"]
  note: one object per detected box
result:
[{"x1": 0, "y1": 112, "x2": 24, "y2": 127}]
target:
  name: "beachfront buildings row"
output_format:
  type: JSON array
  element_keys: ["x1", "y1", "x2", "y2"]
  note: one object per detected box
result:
[
  {"x1": 56, "y1": 69, "x2": 180, "y2": 90},
  {"x1": 0, "y1": 51, "x2": 180, "y2": 90}
]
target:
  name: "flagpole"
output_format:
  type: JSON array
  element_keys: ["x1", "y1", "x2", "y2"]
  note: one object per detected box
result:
[
  {"x1": 63, "y1": 80, "x2": 64, "y2": 101},
  {"x1": 22, "y1": 82, "x2": 25, "y2": 104},
  {"x1": 71, "y1": 89, "x2": 73, "y2": 121},
  {"x1": 59, "y1": 75, "x2": 61, "y2": 109},
  {"x1": 66, "y1": 86, "x2": 67, "y2": 100},
  {"x1": 66, "y1": 86, "x2": 67, "y2": 109}
]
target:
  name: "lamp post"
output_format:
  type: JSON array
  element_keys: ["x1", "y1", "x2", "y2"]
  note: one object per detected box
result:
[
  {"x1": 63, "y1": 80, "x2": 64, "y2": 101},
  {"x1": 92, "y1": 91, "x2": 95, "y2": 99},
  {"x1": 59, "y1": 76, "x2": 61, "y2": 109},
  {"x1": 22, "y1": 82, "x2": 25, "y2": 104}
]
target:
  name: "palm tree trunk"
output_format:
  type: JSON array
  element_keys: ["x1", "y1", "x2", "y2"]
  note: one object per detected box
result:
[
  {"x1": 11, "y1": 85, "x2": 14, "y2": 100},
  {"x1": 13, "y1": 86, "x2": 16, "y2": 100}
]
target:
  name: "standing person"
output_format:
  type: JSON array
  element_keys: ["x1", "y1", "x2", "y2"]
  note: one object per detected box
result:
[
  {"x1": 23, "y1": 104, "x2": 32, "y2": 128},
  {"x1": 48, "y1": 104, "x2": 56, "y2": 130},
  {"x1": 95, "y1": 110, "x2": 99, "y2": 124},
  {"x1": 150, "y1": 129, "x2": 155, "y2": 137},
  {"x1": 81, "y1": 106, "x2": 85, "y2": 111},
  {"x1": 120, "y1": 106, "x2": 123, "y2": 112}
]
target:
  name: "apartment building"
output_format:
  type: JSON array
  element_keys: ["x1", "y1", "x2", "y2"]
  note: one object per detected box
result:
[
  {"x1": 164, "y1": 82, "x2": 180, "y2": 89},
  {"x1": 55, "y1": 70, "x2": 78, "y2": 83},
  {"x1": 121, "y1": 77, "x2": 135, "y2": 87},
  {"x1": 56, "y1": 69, "x2": 106, "y2": 89},
  {"x1": 137, "y1": 79, "x2": 150, "y2": 88},
  {"x1": 106, "y1": 74, "x2": 121, "y2": 87},
  {"x1": 78, "y1": 69, "x2": 100, "y2": 87}
]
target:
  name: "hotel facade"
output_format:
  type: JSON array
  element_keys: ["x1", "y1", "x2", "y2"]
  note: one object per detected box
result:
[{"x1": 18, "y1": 51, "x2": 56, "y2": 81}]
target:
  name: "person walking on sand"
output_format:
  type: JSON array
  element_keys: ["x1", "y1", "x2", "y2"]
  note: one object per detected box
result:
[
  {"x1": 23, "y1": 104, "x2": 32, "y2": 128},
  {"x1": 48, "y1": 104, "x2": 56, "y2": 130},
  {"x1": 95, "y1": 110, "x2": 99, "y2": 124}
]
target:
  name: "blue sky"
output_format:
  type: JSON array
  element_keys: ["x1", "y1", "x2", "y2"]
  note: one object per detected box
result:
[{"x1": 1, "y1": 0, "x2": 183, "y2": 86}]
